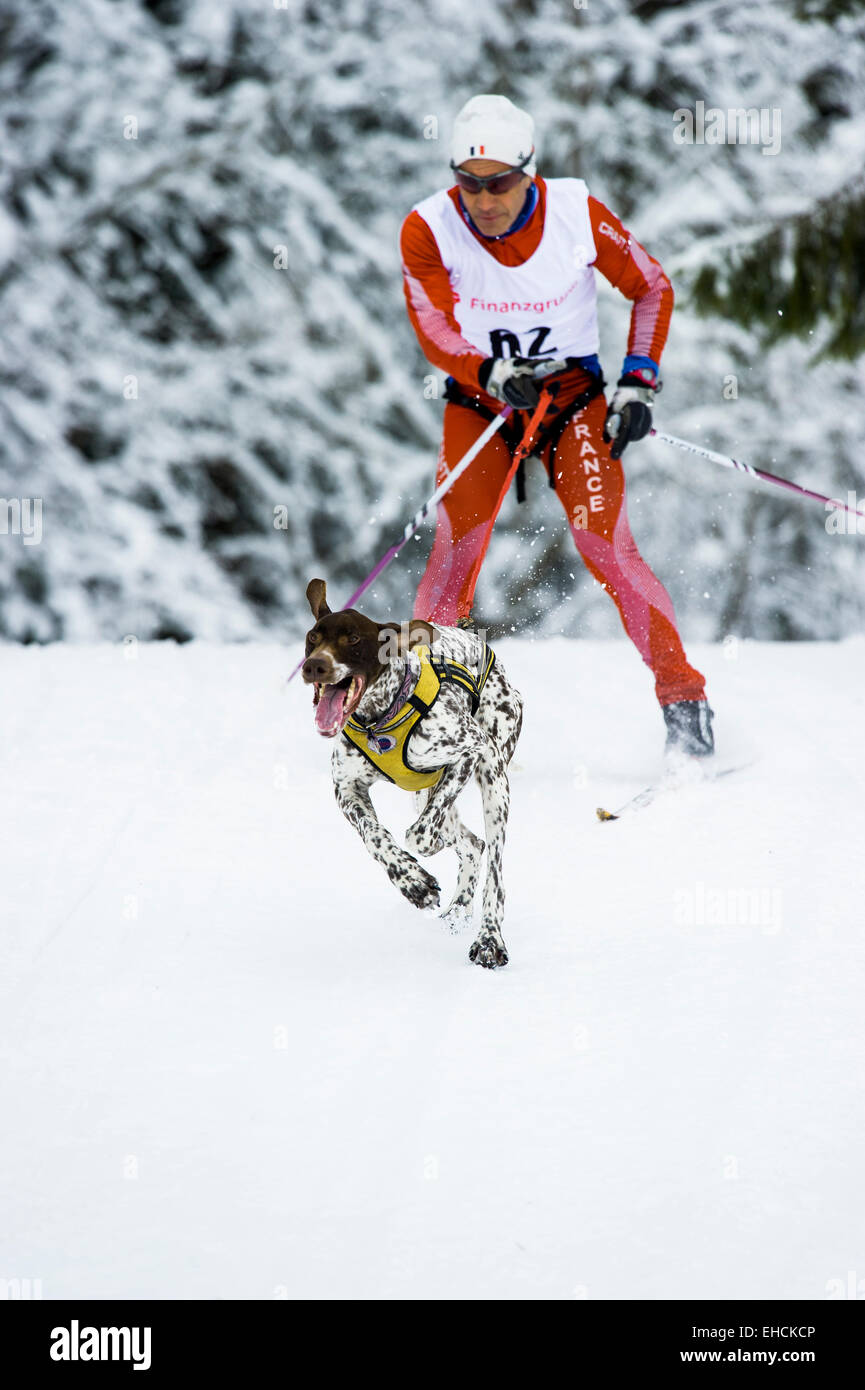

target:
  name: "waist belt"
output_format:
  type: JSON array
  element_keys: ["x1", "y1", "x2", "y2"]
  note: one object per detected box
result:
[{"x1": 444, "y1": 361, "x2": 606, "y2": 503}]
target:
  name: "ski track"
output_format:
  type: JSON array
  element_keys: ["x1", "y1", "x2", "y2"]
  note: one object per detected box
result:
[{"x1": 1, "y1": 637, "x2": 864, "y2": 1299}]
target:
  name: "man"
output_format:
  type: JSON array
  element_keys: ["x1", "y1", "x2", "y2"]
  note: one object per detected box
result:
[{"x1": 400, "y1": 93, "x2": 714, "y2": 758}]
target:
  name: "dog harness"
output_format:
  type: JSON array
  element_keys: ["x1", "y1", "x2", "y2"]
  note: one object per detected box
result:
[{"x1": 342, "y1": 643, "x2": 496, "y2": 792}]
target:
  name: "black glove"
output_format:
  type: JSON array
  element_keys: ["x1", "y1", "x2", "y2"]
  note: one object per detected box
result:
[
  {"x1": 603, "y1": 372, "x2": 659, "y2": 459},
  {"x1": 478, "y1": 356, "x2": 568, "y2": 411}
]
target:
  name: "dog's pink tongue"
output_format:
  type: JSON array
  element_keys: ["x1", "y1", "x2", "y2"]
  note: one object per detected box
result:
[{"x1": 315, "y1": 683, "x2": 348, "y2": 735}]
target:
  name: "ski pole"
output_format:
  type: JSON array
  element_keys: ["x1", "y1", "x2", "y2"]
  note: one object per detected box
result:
[
  {"x1": 286, "y1": 404, "x2": 513, "y2": 682},
  {"x1": 334, "y1": 386, "x2": 551, "y2": 614},
  {"x1": 341, "y1": 405, "x2": 517, "y2": 611},
  {"x1": 650, "y1": 428, "x2": 865, "y2": 522}
]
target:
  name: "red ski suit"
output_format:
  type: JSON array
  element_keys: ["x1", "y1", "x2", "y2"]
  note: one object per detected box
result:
[{"x1": 400, "y1": 177, "x2": 706, "y2": 707}]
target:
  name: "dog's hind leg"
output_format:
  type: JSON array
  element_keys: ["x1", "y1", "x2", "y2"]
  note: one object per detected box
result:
[
  {"x1": 469, "y1": 743, "x2": 510, "y2": 969},
  {"x1": 475, "y1": 665, "x2": 523, "y2": 767},
  {"x1": 439, "y1": 807, "x2": 485, "y2": 935}
]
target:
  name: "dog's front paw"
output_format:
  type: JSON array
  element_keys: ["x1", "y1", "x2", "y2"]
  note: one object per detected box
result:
[
  {"x1": 405, "y1": 817, "x2": 445, "y2": 859},
  {"x1": 469, "y1": 929, "x2": 509, "y2": 969},
  {"x1": 387, "y1": 856, "x2": 440, "y2": 911}
]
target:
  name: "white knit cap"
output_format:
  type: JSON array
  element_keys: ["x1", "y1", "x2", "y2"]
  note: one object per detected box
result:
[{"x1": 450, "y1": 94, "x2": 537, "y2": 176}]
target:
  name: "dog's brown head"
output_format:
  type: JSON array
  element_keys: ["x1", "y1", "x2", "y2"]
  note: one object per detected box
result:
[
  {"x1": 302, "y1": 579, "x2": 386, "y2": 737},
  {"x1": 302, "y1": 579, "x2": 438, "y2": 738}
]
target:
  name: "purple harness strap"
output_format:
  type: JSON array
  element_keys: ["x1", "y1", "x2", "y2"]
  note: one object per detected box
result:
[{"x1": 350, "y1": 659, "x2": 416, "y2": 734}]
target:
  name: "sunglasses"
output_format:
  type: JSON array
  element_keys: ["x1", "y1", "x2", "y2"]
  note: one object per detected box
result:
[{"x1": 449, "y1": 153, "x2": 533, "y2": 196}]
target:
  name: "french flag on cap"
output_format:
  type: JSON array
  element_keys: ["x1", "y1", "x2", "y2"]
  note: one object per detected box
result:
[{"x1": 451, "y1": 95, "x2": 537, "y2": 177}]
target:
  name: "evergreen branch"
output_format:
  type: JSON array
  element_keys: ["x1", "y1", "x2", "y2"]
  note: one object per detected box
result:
[{"x1": 687, "y1": 176, "x2": 865, "y2": 360}]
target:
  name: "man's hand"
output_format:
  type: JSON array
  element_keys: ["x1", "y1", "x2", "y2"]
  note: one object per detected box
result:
[
  {"x1": 479, "y1": 356, "x2": 568, "y2": 411},
  {"x1": 603, "y1": 372, "x2": 659, "y2": 459}
]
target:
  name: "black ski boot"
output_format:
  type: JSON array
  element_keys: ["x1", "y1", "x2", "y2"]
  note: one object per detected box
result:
[
  {"x1": 663, "y1": 699, "x2": 715, "y2": 758},
  {"x1": 456, "y1": 615, "x2": 477, "y2": 632}
]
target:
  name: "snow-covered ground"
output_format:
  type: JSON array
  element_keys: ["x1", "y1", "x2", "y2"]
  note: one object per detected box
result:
[{"x1": 2, "y1": 636, "x2": 863, "y2": 1300}]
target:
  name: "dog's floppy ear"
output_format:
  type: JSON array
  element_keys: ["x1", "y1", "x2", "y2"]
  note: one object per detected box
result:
[{"x1": 306, "y1": 578, "x2": 331, "y2": 620}]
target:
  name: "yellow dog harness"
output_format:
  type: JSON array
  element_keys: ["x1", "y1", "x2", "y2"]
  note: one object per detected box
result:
[{"x1": 342, "y1": 643, "x2": 496, "y2": 792}]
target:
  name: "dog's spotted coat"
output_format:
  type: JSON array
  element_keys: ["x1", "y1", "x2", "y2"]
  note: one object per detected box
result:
[{"x1": 303, "y1": 581, "x2": 523, "y2": 968}]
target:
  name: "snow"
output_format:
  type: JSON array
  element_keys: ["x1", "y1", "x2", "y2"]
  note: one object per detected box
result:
[{"x1": 2, "y1": 635, "x2": 863, "y2": 1299}]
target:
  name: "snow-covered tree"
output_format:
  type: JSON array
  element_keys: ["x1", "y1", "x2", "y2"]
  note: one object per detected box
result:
[{"x1": 0, "y1": 0, "x2": 862, "y2": 644}]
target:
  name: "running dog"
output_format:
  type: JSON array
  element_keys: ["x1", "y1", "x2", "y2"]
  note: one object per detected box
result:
[{"x1": 301, "y1": 579, "x2": 523, "y2": 968}]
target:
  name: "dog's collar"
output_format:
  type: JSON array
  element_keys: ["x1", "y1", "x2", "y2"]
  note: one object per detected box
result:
[{"x1": 351, "y1": 658, "x2": 416, "y2": 733}]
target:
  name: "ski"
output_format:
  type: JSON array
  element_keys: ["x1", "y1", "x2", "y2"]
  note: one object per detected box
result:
[{"x1": 596, "y1": 761, "x2": 751, "y2": 822}]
